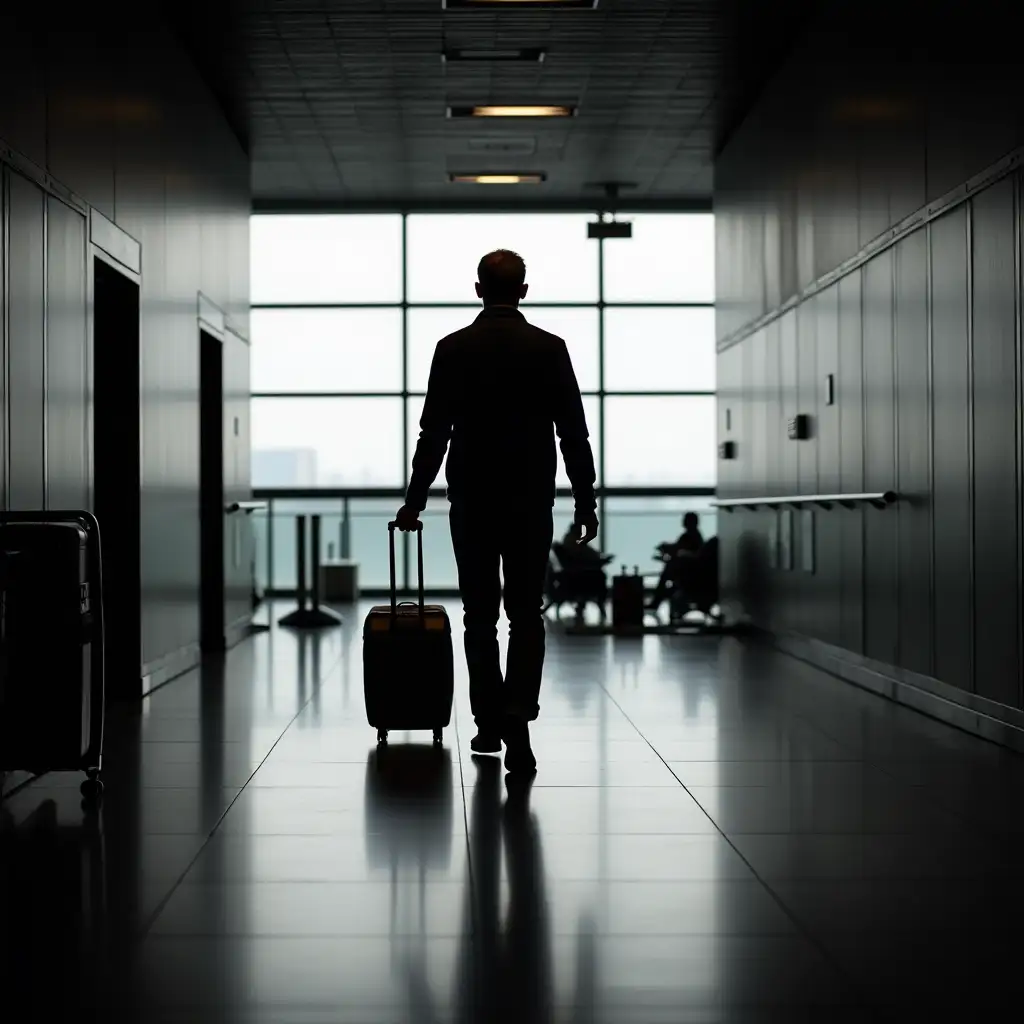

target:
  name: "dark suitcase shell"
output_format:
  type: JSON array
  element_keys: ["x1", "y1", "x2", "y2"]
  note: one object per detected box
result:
[
  {"x1": 362, "y1": 523, "x2": 454, "y2": 743},
  {"x1": 0, "y1": 511, "x2": 105, "y2": 797},
  {"x1": 611, "y1": 568, "x2": 645, "y2": 632}
]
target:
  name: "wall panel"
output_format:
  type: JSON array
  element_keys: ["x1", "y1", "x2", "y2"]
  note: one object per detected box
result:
[
  {"x1": 929, "y1": 205, "x2": 972, "y2": 693},
  {"x1": 894, "y1": 229, "x2": 932, "y2": 676},
  {"x1": 6, "y1": 171, "x2": 46, "y2": 510},
  {"x1": 970, "y1": 178, "x2": 1020, "y2": 708},
  {"x1": 814, "y1": 284, "x2": 841, "y2": 646},
  {"x1": 45, "y1": 196, "x2": 89, "y2": 511},
  {"x1": 223, "y1": 331, "x2": 253, "y2": 632},
  {"x1": 861, "y1": 249, "x2": 898, "y2": 667},
  {"x1": 837, "y1": 270, "x2": 864, "y2": 654}
]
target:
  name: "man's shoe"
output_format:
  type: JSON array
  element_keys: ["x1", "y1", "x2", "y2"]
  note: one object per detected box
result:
[
  {"x1": 501, "y1": 714, "x2": 537, "y2": 775},
  {"x1": 470, "y1": 731, "x2": 502, "y2": 755}
]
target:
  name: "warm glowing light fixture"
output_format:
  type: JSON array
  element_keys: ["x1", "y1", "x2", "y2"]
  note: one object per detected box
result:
[
  {"x1": 447, "y1": 104, "x2": 575, "y2": 118},
  {"x1": 442, "y1": 47, "x2": 546, "y2": 62},
  {"x1": 449, "y1": 172, "x2": 546, "y2": 184}
]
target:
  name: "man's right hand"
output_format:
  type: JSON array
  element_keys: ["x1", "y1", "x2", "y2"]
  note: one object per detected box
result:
[{"x1": 571, "y1": 511, "x2": 600, "y2": 546}]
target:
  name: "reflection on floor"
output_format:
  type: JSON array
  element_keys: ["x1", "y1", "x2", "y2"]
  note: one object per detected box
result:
[{"x1": 3, "y1": 600, "x2": 1024, "y2": 1021}]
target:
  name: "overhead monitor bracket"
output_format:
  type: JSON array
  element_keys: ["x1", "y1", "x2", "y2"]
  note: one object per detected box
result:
[{"x1": 587, "y1": 182, "x2": 633, "y2": 239}]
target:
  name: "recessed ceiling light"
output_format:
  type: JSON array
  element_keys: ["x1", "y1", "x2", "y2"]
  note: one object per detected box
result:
[
  {"x1": 443, "y1": 1, "x2": 598, "y2": 9},
  {"x1": 449, "y1": 172, "x2": 546, "y2": 184},
  {"x1": 442, "y1": 47, "x2": 546, "y2": 62},
  {"x1": 447, "y1": 104, "x2": 576, "y2": 118}
]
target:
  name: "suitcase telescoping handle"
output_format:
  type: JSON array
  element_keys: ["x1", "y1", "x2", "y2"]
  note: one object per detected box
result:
[{"x1": 387, "y1": 521, "x2": 425, "y2": 616}]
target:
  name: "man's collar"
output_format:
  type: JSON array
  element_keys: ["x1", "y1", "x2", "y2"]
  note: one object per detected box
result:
[{"x1": 476, "y1": 304, "x2": 524, "y2": 319}]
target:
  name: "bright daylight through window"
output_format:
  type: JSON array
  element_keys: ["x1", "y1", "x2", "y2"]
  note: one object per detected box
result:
[{"x1": 249, "y1": 212, "x2": 716, "y2": 589}]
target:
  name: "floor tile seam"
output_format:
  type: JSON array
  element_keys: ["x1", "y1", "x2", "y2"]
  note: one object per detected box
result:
[
  {"x1": 596, "y1": 681, "x2": 886, "y2": 1019},
  {"x1": 134, "y1": 642, "x2": 348, "y2": 942},
  {"x1": 452, "y1": 697, "x2": 479, "y2": 943}
]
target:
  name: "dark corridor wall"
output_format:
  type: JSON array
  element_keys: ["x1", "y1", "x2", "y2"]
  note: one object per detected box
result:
[
  {"x1": 0, "y1": 12, "x2": 250, "y2": 690},
  {"x1": 714, "y1": 0, "x2": 1024, "y2": 725}
]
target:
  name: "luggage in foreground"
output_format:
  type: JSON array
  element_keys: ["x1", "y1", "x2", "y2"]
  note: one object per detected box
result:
[
  {"x1": 611, "y1": 564, "x2": 645, "y2": 633},
  {"x1": 0, "y1": 511, "x2": 105, "y2": 803},
  {"x1": 362, "y1": 522, "x2": 453, "y2": 747}
]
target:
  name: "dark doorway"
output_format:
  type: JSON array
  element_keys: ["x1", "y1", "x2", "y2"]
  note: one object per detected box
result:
[
  {"x1": 92, "y1": 256, "x2": 142, "y2": 700},
  {"x1": 200, "y1": 329, "x2": 226, "y2": 652}
]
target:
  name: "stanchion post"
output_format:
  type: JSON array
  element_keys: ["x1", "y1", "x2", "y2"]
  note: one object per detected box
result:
[
  {"x1": 295, "y1": 515, "x2": 308, "y2": 610},
  {"x1": 310, "y1": 514, "x2": 322, "y2": 610},
  {"x1": 278, "y1": 512, "x2": 342, "y2": 630}
]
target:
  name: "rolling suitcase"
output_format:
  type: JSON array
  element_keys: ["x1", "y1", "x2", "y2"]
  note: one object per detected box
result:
[
  {"x1": 611, "y1": 564, "x2": 645, "y2": 633},
  {"x1": 0, "y1": 511, "x2": 105, "y2": 803},
  {"x1": 363, "y1": 522, "x2": 454, "y2": 747}
]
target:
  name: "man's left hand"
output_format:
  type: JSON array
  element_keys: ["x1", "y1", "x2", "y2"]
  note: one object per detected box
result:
[{"x1": 394, "y1": 504, "x2": 421, "y2": 532}]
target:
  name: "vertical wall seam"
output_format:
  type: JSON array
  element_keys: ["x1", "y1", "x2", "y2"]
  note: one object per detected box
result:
[
  {"x1": 42, "y1": 193, "x2": 48, "y2": 510},
  {"x1": 858, "y1": 269, "x2": 866, "y2": 655},
  {"x1": 966, "y1": 198, "x2": 976, "y2": 694},
  {"x1": 2, "y1": 169, "x2": 8, "y2": 510},
  {"x1": 925, "y1": 222, "x2": 936, "y2": 679},
  {"x1": 1015, "y1": 173, "x2": 1023, "y2": 709},
  {"x1": 891, "y1": 246, "x2": 900, "y2": 670}
]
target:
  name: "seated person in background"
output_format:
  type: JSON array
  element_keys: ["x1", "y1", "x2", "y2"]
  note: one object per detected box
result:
[
  {"x1": 647, "y1": 511, "x2": 703, "y2": 610},
  {"x1": 559, "y1": 522, "x2": 607, "y2": 565},
  {"x1": 548, "y1": 522, "x2": 612, "y2": 618}
]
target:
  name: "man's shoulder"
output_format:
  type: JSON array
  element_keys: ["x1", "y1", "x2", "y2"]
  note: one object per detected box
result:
[
  {"x1": 519, "y1": 319, "x2": 566, "y2": 349},
  {"x1": 435, "y1": 323, "x2": 477, "y2": 350}
]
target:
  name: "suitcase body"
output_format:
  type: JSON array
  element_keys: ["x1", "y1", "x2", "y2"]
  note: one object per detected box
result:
[
  {"x1": 0, "y1": 511, "x2": 105, "y2": 797},
  {"x1": 611, "y1": 566, "x2": 645, "y2": 633},
  {"x1": 362, "y1": 522, "x2": 453, "y2": 745}
]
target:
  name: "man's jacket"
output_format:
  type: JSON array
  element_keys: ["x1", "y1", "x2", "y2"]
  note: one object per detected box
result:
[{"x1": 404, "y1": 305, "x2": 597, "y2": 513}]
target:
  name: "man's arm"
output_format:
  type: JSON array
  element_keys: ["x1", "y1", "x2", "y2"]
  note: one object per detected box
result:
[
  {"x1": 403, "y1": 341, "x2": 454, "y2": 513},
  {"x1": 552, "y1": 338, "x2": 597, "y2": 516}
]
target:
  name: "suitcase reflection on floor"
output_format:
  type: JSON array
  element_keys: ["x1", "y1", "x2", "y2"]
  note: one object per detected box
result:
[
  {"x1": 364, "y1": 739, "x2": 456, "y2": 1013},
  {"x1": 364, "y1": 741, "x2": 455, "y2": 874}
]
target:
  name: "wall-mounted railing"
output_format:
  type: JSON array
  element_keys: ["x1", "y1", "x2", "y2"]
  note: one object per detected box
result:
[
  {"x1": 714, "y1": 491, "x2": 897, "y2": 511},
  {"x1": 226, "y1": 500, "x2": 268, "y2": 514}
]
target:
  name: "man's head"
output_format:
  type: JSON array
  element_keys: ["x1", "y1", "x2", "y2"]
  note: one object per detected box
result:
[
  {"x1": 683, "y1": 512, "x2": 700, "y2": 531},
  {"x1": 476, "y1": 249, "x2": 528, "y2": 306}
]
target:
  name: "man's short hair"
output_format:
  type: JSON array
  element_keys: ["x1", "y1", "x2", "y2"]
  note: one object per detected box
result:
[{"x1": 477, "y1": 249, "x2": 527, "y2": 300}]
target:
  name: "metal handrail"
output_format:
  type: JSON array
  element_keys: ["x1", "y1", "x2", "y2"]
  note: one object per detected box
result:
[
  {"x1": 226, "y1": 501, "x2": 269, "y2": 514},
  {"x1": 713, "y1": 491, "x2": 897, "y2": 511},
  {"x1": 253, "y1": 485, "x2": 716, "y2": 500}
]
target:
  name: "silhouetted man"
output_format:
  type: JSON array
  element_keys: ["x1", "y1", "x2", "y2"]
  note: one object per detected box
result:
[{"x1": 395, "y1": 249, "x2": 598, "y2": 774}]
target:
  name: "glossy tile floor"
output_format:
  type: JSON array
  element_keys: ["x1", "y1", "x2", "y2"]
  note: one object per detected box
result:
[{"x1": 3, "y1": 601, "x2": 1024, "y2": 1021}]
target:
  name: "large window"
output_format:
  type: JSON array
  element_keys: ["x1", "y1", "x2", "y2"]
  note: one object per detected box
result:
[
  {"x1": 405, "y1": 214, "x2": 598, "y2": 303},
  {"x1": 250, "y1": 210, "x2": 716, "y2": 590},
  {"x1": 251, "y1": 214, "x2": 403, "y2": 304}
]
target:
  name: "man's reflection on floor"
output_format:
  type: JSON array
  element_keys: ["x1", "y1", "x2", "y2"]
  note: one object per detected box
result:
[
  {"x1": 458, "y1": 756, "x2": 553, "y2": 1024},
  {"x1": 364, "y1": 742, "x2": 563, "y2": 1022}
]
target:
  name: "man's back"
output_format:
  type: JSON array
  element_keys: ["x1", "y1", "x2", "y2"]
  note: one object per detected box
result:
[{"x1": 406, "y1": 305, "x2": 595, "y2": 509}]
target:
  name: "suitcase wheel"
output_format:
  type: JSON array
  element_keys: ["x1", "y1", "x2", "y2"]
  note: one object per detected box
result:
[
  {"x1": 376, "y1": 729, "x2": 388, "y2": 746},
  {"x1": 432, "y1": 729, "x2": 443, "y2": 748},
  {"x1": 80, "y1": 770, "x2": 104, "y2": 806}
]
